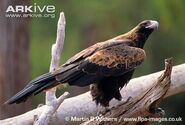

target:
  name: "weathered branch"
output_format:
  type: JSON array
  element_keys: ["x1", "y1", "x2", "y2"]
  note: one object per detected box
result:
[
  {"x1": 1, "y1": 60, "x2": 185, "y2": 125},
  {"x1": 34, "y1": 12, "x2": 70, "y2": 125}
]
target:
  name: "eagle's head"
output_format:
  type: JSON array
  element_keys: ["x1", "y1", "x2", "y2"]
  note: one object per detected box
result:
[
  {"x1": 129, "y1": 20, "x2": 159, "y2": 48},
  {"x1": 137, "y1": 20, "x2": 159, "y2": 36}
]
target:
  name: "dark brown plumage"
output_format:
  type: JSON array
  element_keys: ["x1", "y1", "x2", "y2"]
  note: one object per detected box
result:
[{"x1": 6, "y1": 20, "x2": 159, "y2": 106}]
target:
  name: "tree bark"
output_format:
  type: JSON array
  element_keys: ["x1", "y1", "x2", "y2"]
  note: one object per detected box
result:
[{"x1": 0, "y1": 0, "x2": 31, "y2": 119}]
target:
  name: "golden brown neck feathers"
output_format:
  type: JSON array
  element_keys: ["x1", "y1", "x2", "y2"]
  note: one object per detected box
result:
[
  {"x1": 113, "y1": 26, "x2": 140, "y2": 41},
  {"x1": 113, "y1": 25, "x2": 150, "y2": 48}
]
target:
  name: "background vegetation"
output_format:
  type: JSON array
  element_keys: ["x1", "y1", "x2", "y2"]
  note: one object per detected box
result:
[{"x1": 30, "y1": 0, "x2": 185, "y2": 124}]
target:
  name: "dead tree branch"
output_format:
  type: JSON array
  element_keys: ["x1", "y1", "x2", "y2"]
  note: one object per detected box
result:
[
  {"x1": 34, "y1": 12, "x2": 70, "y2": 125},
  {"x1": 1, "y1": 59, "x2": 185, "y2": 125}
]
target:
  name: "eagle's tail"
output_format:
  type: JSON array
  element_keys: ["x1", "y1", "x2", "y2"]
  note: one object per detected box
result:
[{"x1": 5, "y1": 73, "x2": 57, "y2": 104}]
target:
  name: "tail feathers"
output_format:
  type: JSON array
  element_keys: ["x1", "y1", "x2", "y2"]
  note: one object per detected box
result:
[{"x1": 5, "y1": 73, "x2": 56, "y2": 104}]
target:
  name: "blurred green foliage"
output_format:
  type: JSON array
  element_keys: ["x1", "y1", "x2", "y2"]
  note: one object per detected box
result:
[{"x1": 30, "y1": 0, "x2": 185, "y2": 124}]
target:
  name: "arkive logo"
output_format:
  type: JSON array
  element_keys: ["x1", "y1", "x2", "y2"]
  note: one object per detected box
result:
[
  {"x1": 6, "y1": 3, "x2": 55, "y2": 13},
  {"x1": 5, "y1": 3, "x2": 56, "y2": 18}
]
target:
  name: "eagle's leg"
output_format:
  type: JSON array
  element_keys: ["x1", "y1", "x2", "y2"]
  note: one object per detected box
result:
[{"x1": 90, "y1": 84, "x2": 111, "y2": 115}]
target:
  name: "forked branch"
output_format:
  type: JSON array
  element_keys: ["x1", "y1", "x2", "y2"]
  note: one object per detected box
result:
[{"x1": 34, "y1": 12, "x2": 70, "y2": 125}]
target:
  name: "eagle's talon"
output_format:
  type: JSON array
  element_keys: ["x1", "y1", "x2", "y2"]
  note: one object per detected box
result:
[
  {"x1": 97, "y1": 106, "x2": 112, "y2": 115},
  {"x1": 116, "y1": 96, "x2": 132, "y2": 107}
]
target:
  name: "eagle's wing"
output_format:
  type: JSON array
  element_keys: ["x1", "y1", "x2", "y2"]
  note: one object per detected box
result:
[
  {"x1": 62, "y1": 39, "x2": 132, "y2": 66},
  {"x1": 63, "y1": 43, "x2": 100, "y2": 66},
  {"x1": 54, "y1": 44, "x2": 145, "y2": 86}
]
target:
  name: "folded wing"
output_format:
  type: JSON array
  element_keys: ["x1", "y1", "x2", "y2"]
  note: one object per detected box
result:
[{"x1": 55, "y1": 44, "x2": 146, "y2": 86}]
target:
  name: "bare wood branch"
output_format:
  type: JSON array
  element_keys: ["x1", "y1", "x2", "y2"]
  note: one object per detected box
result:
[
  {"x1": 50, "y1": 12, "x2": 66, "y2": 72},
  {"x1": 1, "y1": 61, "x2": 185, "y2": 125},
  {"x1": 34, "y1": 12, "x2": 70, "y2": 125}
]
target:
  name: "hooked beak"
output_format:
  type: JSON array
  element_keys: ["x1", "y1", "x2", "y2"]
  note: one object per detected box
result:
[{"x1": 146, "y1": 20, "x2": 159, "y2": 29}]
